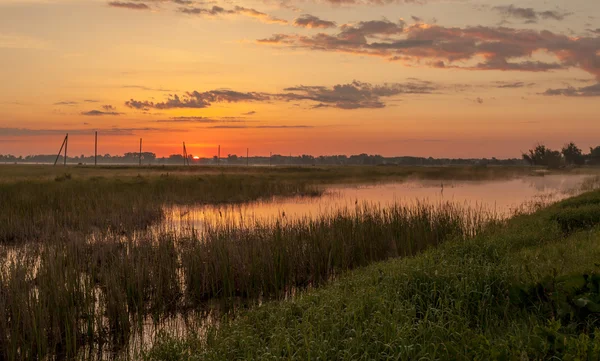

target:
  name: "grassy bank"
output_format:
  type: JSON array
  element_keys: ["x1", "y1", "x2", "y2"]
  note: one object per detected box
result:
[
  {"x1": 0, "y1": 174, "x2": 320, "y2": 243},
  {"x1": 145, "y1": 190, "x2": 600, "y2": 360},
  {"x1": 0, "y1": 202, "x2": 489, "y2": 360},
  {"x1": 0, "y1": 164, "x2": 588, "y2": 184},
  {"x1": 1, "y1": 164, "x2": 591, "y2": 244}
]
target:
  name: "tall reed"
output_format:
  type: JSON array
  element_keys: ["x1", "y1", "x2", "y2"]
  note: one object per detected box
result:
[
  {"x1": 0, "y1": 174, "x2": 321, "y2": 244},
  {"x1": 0, "y1": 202, "x2": 493, "y2": 360}
]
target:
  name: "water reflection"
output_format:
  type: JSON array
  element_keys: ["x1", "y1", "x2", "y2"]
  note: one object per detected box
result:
[{"x1": 165, "y1": 174, "x2": 594, "y2": 232}]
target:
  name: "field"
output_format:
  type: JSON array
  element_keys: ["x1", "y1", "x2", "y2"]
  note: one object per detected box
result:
[{"x1": 0, "y1": 164, "x2": 599, "y2": 360}]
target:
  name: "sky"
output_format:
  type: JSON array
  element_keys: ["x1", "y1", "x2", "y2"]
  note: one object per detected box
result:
[{"x1": 0, "y1": 0, "x2": 599, "y2": 158}]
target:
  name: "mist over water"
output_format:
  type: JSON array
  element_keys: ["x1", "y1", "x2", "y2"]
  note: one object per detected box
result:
[{"x1": 165, "y1": 174, "x2": 593, "y2": 232}]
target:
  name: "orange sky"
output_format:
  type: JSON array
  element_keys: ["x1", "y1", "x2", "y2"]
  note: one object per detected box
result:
[{"x1": 0, "y1": 0, "x2": 599, "y2": 158}]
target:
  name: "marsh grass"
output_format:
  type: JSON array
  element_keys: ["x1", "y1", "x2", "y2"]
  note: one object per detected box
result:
[
  {"x1": 0, "y1": 201, "x2": 491, "y2": 360},
  {"x1": 143, "y1": 190, "x2": 600, "y2": 361},
  {"x1": 0, "y1": 164, "x2": 559, "y2": 183},
  {"x1": 0, "y1": 174, "x2": 321, "y2": 244}
]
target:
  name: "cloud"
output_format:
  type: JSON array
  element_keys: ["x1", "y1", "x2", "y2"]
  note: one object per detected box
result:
[
  {"x1": 179, "y1": 5, "x2": 287, "y2": 24},
  {"x1": 125, "y1": 80, "x2": 438, "y2": 110},
  {"x1": 102, "y1": 105, "x2": 117, "y2": 111},
  {"x1": 494, "y1": 81, "x2": 534, "y2": 88},
  {"x1": 257, "y1": 23, "x2": 600, "y2": 80},
  {"x1": 108, "y1": 1, "x2": 151, "y2": 10},
  {"x1": 493, "y1": 5, "x2": 570, "y2": 23},
  {"x1": 275, "y1": 80, "x2": 436, "y2": 109},
  {"x1": 54, "y1": 101, "x2": 79, "y2": 106},
  {"x1": 206, "y1": 125, "x2": 312, "y2": 129},
  {"x1": 542, "y1": 83, "x2": 600, "y2": 97},
  {"x1": 54, "y1": 99, "x2": 100, "y2": 106},
  {"x1": 0, "y1": 127, "x2": 182, "y2": 137},
  {"x1": 155, "y1": 116, "x2": 245, "y2": 123},
  {"x1": 179, "y1": 5, "x2": 233, "y2": 15},
  {"x1": 122, "y1": 85, "x2": 173, "y2": 92},
  {"x1": 471, "y1": 59, "x2": 564, "y2": 72},
  {"x1": 242, "y1": 111, "x2": 257, "y2": 115},
  {"x1": 293, "y1": 14, "x2": 336, "y2": 29},
  {"x1": 311, "y1": 0, "x2": 427, "y2": 5},
  {"x1": 81, "y1": 110, "x2": 123, "y2": 116},
  {"x1": 126, "y1": 89, "x2": 269, "y2": 109}
]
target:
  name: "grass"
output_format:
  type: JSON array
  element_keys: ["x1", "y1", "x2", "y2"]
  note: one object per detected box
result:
[
  {"x1": 143, "y1": 190, "x2": 600, "y2": 361},
  {"x1": 1, "y1": 165, "x2": 598, "y2": 359},
  {"x1": 0, "y1": 164, "x2": 591, "y2": 244},
  {"x1": 0, "y1": 174, "x2": 321, "y2": 244},
  {"x1": 0, "y1": 202, "x2": 490, "y2": 360},
  {"x1": 0, "y1": 164, "x2": 591, "y2": 183}
]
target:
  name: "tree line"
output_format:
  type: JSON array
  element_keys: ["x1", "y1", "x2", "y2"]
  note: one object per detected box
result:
[
  {"x1": 0, "y1": 152, "x2": 525, "y2": 166},
  {"x1": 522, "y1": 143, "x2": 600, "y2": 168}
]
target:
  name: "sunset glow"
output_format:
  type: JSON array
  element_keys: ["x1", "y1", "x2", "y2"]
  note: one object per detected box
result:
[{"x1": 1, "y1": 0, "x2": 599, "y2": 158}]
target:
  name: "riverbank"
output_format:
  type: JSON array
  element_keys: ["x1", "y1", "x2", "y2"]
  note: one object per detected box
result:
[{"x1": 144, "y1": 189, "x2": 600, "y2": 360}]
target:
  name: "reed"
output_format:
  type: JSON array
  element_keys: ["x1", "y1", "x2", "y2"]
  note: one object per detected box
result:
[
  {"x1": 0, "y1": 202, "x2": 490, "y2": 360},
  {"x1": 0, "y1": 174, "x2": 321, "y2": 244},
  {"x1": 144, "y1": 189, "x2": 600, "y2": 361}
]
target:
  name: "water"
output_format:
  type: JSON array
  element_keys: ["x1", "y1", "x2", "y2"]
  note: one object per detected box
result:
[{"x1": 165, "y1": 174, "x2": 595, "y2": 232}]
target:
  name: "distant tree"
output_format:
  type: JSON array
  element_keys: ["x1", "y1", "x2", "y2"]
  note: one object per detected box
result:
[
  {"x1": 522, "y1": 144, "x2": 563, "y2": 168},
  {"x1": 142, "y1": 152, "x2": 157, "y2": 162},
  {"x1": 590, "y1": 146, "x2": 600, "y2": 165},
  {"x1": 562, "y1": 142, "x2": 585, "y2": 166}
]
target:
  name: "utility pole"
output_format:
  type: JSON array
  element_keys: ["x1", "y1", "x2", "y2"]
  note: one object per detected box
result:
[
  {"x1": 54, "y1": 133, "x2": 68, "y2": 166},
  {"x1": 247, "y1": 148, "x2": 249, "y2": 167},
  {"x1": 94, "y1": 131, "x2": 98, "y2": 166},
  {"x1": 218, "y1": 145, "x2": 220, "y2": 166},
  {"x1": 63, "y1": 134, "x2": 68, "y2": 166},
  {"x1": 139, "y1": 138, "x2": 142, "y2": 166},
  {"x1": 269, "y1": 151, "x2": 272, "y2": 167},
  {"x1": 183, "y1": 142, "x2": 189, "y2": 166}
]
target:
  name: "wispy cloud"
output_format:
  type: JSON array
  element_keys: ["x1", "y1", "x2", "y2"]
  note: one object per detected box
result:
[
  {"x1": 122, "y1": 85, "x2": 173, "y2": 92},
  {"x1": 125, "y1": 89, "x2": 269, "y2": 110},
  {"x1": 257, "y1": 22, "x2": 600, "y2": 80},
  {"x1": 542, "y1": 83, "x2": 600, "y2": 97},
  {"x1": 81, "y1": 109, "x2": 123, "y2": 116},
  {"x1": 125, "y1": 80, "x2": 439, "y2": 110},
  {"x1": 179, "y1": 5, "x2": 287, "y2": 24},
  {"x1": 206, "y1": 125, "x2": 312, "y2": 129},
  {"x1": 493, "y1": 81, "x2": 535, "y2": 88},
  {"x1": 108, "y1": 1, "x2": 151, "y2": 10},
  {"x1": 293, "y1": 14, "x2": 336, "y2": 29},
  {"x1": 54, "y1": 101, "x2": 79, "y2": 106},
  {"x1": 493, "y1": 5, "x2": 571, "y2": 23},
  {"x1": 0, "y1": 127, "x2": 183, "y2": 137},
  {"x1": 155, "y1": 116, "x2": 245, "y2": 123}
]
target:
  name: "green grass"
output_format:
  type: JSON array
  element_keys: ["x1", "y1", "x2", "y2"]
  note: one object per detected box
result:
[
  {"x1": 143, "y1": 190, "x2": 600, "y2": 361},
  {"x1": 0, "y1": 164, "x2": 589, "y2": 183},
  {"x1": 0, "y1": 174, "x2": 321, "y2": 243},
  {"x1": 0, "y1": 164, "x2": 591, "y2": 244},
  {"x1": 0, "y1": 165, "x2": 576, "y2": 244},
  {"x1": 1, "y1": 165, "x2": 598, "y2": 359},
  {"x1": 0, "y1": 202, "x2": 490, "y2": 360}
]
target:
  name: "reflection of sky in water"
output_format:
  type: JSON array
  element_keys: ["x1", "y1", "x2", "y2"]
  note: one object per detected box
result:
[{"x1": 162, "y1": 174, "x2": 594, "y2": 232}]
